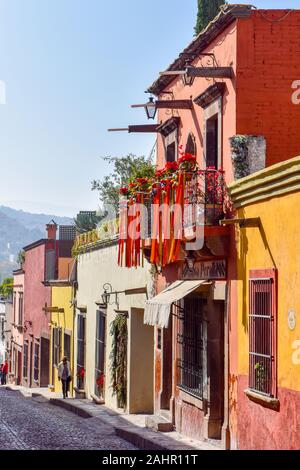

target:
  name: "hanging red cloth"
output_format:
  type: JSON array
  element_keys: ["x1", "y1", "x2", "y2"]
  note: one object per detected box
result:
[
  {"x1": 118, "y1": 198, "x2": 128, "y2": 267},
  {"x1": 150, "y1": 184, "x2": 161, "y2": 265},
  {"x1": 168, "y1": 172, "x2": 185, "y2": 264}
]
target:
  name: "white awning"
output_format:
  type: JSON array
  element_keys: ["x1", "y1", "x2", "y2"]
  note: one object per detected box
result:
[{"x1": 144, "y1": 280, "x2": 208, "y2": 329}]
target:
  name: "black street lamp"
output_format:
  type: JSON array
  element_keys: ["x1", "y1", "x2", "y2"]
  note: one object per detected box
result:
[
  {"x1": 101, "y1": 283, "x2": 113, "y2": 305},
  {"x1": 182, "y1": 64, "x2": 196, "y2": 87},
  {"x1": 145, "y1": 97, "x2": 157, "y2": 120}
]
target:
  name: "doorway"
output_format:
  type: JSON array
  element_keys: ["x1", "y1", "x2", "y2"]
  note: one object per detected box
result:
[
  {"x1": 29, "y1": 340, "x2": 33, "y2": 387},
  {"x1": 17, "y1": 350, "x2": 22, "y2": 385},
  {"x1": 160, "y1": 319, "x2": 173, "y2": 411},
  {"x1": 40, "y1": 337, "x2": 50, "y2": 387},
  {"x1": 206, "y1": 115, "x2": 219, "y2": 169}
]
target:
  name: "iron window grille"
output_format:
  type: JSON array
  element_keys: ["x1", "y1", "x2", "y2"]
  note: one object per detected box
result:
[
  {"x1": 77, "y1": 314, "x2": 85, "y2": 389},
  {"x1": 33, "y1": 343, "x2": 40, "y2": 382},
  {"x1": 53, "y1": 328, "x2": 62, "y2": 367},
  {"x1": 18, "y1": 293, "x2": 23, "y2": 327},
  {"x1": 59, "y1": 225, "x2": 76, "y2": 241},
  {"x1": 176, "y1": 297, "x2": 204, "y2": 400},
  {"x1": 64, "y1": 332, "x2": 71, "y2": 361},
  {"x1": 23, "y1": 343, "x2": 28, "y2": 379},
  {"x1": 249, "y1": 275, "x2": 276, "y2": 397},
  {"x1": 95, "y1": 310, "x2": 106, "y2": 398}
]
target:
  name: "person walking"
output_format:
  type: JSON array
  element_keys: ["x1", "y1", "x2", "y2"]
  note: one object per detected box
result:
[
  {"x1": 58, "y1": 356, "x2": 72, "y2": 399},
  {"x1": 0, "y1": 363, "x2": 3, "y2": 385},
  {"x1": 1, "y1": 360, "x2": 8, "y2": 385}
]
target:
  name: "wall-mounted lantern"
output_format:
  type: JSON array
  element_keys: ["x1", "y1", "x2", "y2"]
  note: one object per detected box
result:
[
  {"x1": 145, "y1": 97, "x2": 157, "y2": 120},
  {"x1": 182, "y1": 64, "x2": 196, "y2": 87}
]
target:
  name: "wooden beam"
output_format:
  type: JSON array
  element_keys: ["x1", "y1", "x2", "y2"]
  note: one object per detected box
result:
[
  {"x1": 108, "y1": 128, "x2": 129, "y2": 132},
  {"x1": 220, "y1": 218, "x2": 261, "y2": 228},
  {"x1": 187, "y1": 66, "x2": 233, "y2": 79},
  {"x1": 160, "y1": 67, "x2": 234, "y2": 79},
  {"x1": 159, "y1": 70, "x2": 185, "y2": 76},
  {"x1": 108, "y1": 125, "x2": 159, "y2": 133},
  {"x1": 128, "y1": 125, "x2": 159, "y2": 133},
  {"x1": 156, "y1": 100, "x2": 193, "y2": 110},
  {"x1": 131, "y1": 100, "x2": 193, "y2": 110},
  {"x1": 124, "y1": 287, "x2": 147, "y2": 296},
  {"x1": 42, "y1": 307, "x2": 65, "y2": 313}
]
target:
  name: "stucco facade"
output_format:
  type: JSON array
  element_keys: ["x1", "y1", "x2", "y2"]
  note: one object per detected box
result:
[
  {"x1": 23, "y1": 240, "x2": 52, "y2": 388},
  {"x1": 75, "y1": 241, "x2": 154, "y2": 413},
  {"x1": 49, "y1": 283, "x2": 74, "y2": 397},
  {"x1": 143, "y1": 5, "x2": 300, "y2": 449},
  {"x1": 229, "y1": 156, "x2": 300, "y2": 449},
  {"x1": 10, "y1": 269, "x2": 25, "y2": 385}
]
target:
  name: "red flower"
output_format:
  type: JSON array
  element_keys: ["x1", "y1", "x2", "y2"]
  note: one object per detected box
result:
[
  {"x1": 119, "y1": 187, "x2": 129, "y2": 196},
  {"x1": 77, "y1": 367, "x2": 85, "y2": 378},
  {"x1": 155, "y1": 168, "x2": 166, "y2": 178},
  {"x1": 178, "y1": 153, "x2": 197, "y2": 165},
  {"x1": 165, "y1": 161, "x2": 179, "y2": 172},
  {"x1": 96, "y1": 373, "x2": 105, "y2": 387}
]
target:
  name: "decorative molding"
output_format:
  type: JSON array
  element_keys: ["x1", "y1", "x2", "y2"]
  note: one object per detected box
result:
[
  {"x1": 229, "y1": 155, "x2": 300, "y2": 208},
  {"x1": 194, "y1": 82, "x2": 226, "y2": 109},
  {"x1": 148, "y1": 4, "x2": 252, "y2": 95},
  {"x1": 157, "y1": 117, "x2": 180, "y2": 137}
]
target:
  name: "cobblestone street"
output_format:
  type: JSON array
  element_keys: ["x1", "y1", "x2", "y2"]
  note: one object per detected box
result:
[{"x1": 0, "y1": 388, "x2": 137, "y2": 450}]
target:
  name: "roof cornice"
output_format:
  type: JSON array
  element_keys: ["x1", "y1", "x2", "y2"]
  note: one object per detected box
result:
[
  {"x1": 147, "y1": 4, "x2": 253, "y2": 96},
  {"x1": 229, "y1": 156, "x2": 300, "y2": 208}
]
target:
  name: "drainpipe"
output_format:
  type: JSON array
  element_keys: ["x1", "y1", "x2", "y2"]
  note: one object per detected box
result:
[{"x1": 221, "y1": 282, "x2": 231, "y2": 450}]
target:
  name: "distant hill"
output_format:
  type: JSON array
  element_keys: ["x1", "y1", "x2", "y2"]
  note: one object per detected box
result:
[{"x1": 0, "y1": 206, "x2": 73, "y2": 282}]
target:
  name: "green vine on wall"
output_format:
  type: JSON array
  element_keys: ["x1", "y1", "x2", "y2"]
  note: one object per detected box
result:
[
  {"x1": 110, "y1": 314, "x2": 128, "y2": 409},
  {"x1": 230, "y1": 135, "x2": 250, "y2": 180}
]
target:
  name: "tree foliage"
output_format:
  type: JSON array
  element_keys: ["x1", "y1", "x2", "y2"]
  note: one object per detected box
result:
[
  {"x1": 74, "y1": 211, "x2": 106, "y2": 234},
  {"x1": 110, "y1": 314, "x2": 128, "y2": 409},
  {"x1": 0, "y1": 277, "x2": 13, "y2": 299},
  {"x1": 91, "y1": 154, "x2": 156, "y2": 214},
  {"x1": 194, "y1": 0, "x2": 226, "y2": 35},
  {"x1": 17, "y1": 250, "x2": 25, "y2": 267}
]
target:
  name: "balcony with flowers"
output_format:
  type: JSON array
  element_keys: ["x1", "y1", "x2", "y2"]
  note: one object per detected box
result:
[{"x1": 118, "y1": 149, "x2": 230, "y2": 268}]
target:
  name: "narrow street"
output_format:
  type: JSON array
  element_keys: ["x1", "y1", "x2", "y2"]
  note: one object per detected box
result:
[{"x1": 0, "y1": 388, "x2": 137, "y2": 450}]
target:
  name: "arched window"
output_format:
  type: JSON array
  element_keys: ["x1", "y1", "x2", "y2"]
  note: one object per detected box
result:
[{"x1": 185, "y1": 133, "x2": 197, "y2": 156}]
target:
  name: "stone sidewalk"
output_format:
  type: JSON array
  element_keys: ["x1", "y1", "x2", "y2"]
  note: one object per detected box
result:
[{"x1": 4, "y1": 385, "x2": 221, "y2": 451}]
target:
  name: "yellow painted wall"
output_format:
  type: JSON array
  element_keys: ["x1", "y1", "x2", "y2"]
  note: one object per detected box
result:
[
  {"x1": 49, "y1": 286, "x2": 74, "y2": 396},
  {"x1": 236, "y1": 191, "x2": 300, "y2": 392}
]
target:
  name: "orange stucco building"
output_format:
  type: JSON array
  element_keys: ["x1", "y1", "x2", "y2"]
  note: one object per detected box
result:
[{"x1": 141, "y1": 4, "x2": 300, "y2": 449}]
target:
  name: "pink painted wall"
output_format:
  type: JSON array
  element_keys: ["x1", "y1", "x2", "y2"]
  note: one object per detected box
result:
[
  {"x1": 237, "y1": 375, "x2": 300, "y2": 450},
  {"x1": 156, "y1": 21, "x2": 237, "y2": 184},
  {"x1": 11, "y1": 271, "x2": 25, "y2": 384},
  {"x1": 23, "y1": 243, "x2": 51, "y2": 340},
  {"x1": 23, "y1": 242, "x2": 51, "y2": 387}
]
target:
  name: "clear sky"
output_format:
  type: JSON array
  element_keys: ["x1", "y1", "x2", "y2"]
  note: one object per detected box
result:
[{"x1": 0, "y1": 0, "x2": 299, "y2": 216}]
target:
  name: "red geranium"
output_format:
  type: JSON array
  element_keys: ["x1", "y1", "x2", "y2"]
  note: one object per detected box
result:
[
  {"x1": 165, "y1": 161, "x2": 179, "y2": 172},
  {"x1": 96, "y1": 373, "x2": 105, "y2": 387},
  {"x1": 119, "y1": 187, "x2": 129, "y2": 196},
  {"x1": 178, "y1": 153, "x2": 197, "y2": 165}
]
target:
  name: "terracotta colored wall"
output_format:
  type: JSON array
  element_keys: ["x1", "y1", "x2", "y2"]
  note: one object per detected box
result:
[
  {"x1": 237, "y1": 375, "x2": 300, "y2": 450},
  {"x1": 58, "y1": 258, "x2": 73, "y2": 280},
  {"x1": 23, "y1": 243, "x2": 51, "y2": 387},
  {"x1": 156, "y1": 21, "x2": 238, "y2": 185},
  {"x1": 236, "y1": 10, "x2": 300, "y2": 166}
]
